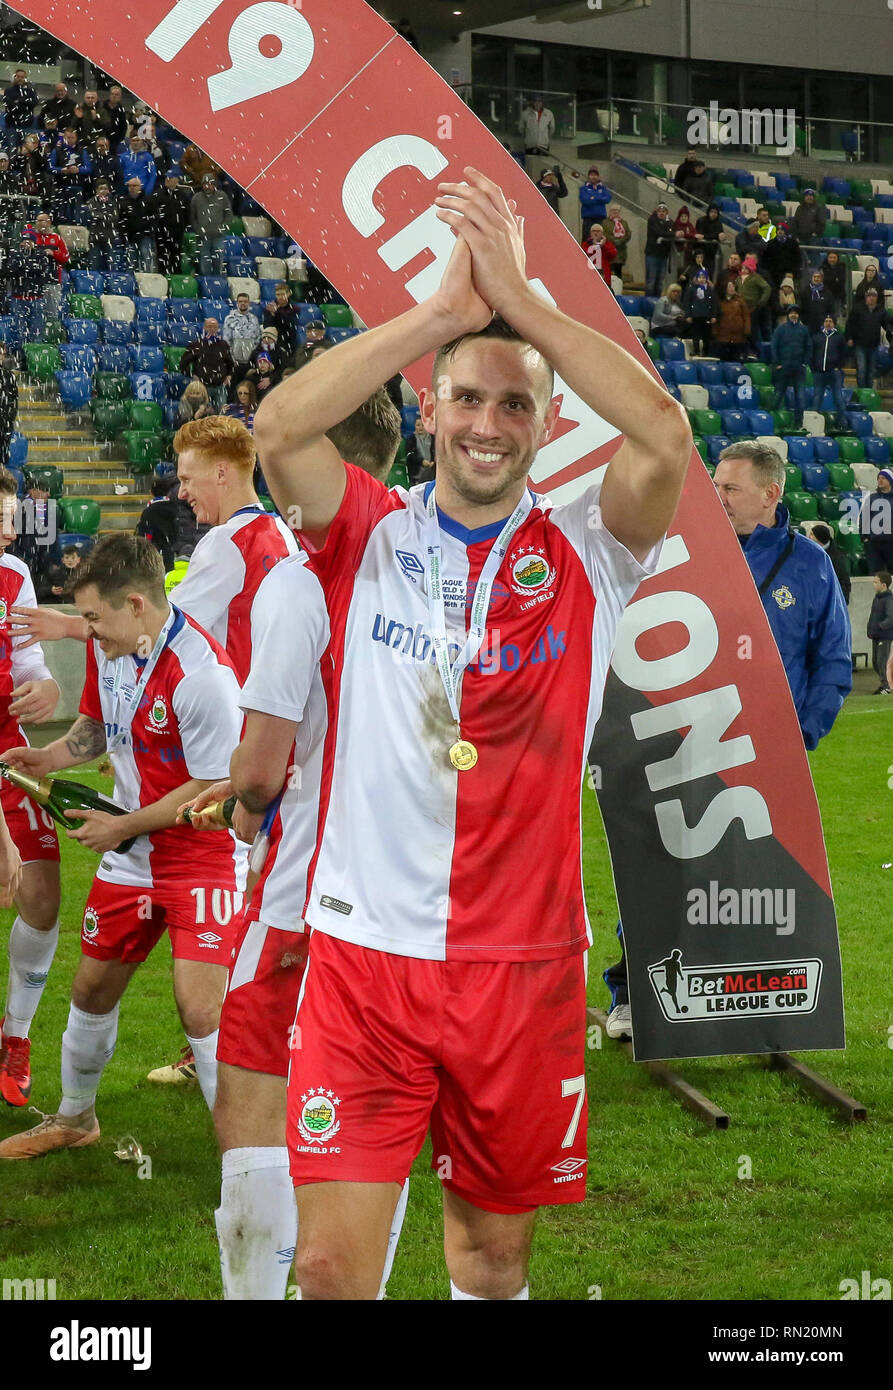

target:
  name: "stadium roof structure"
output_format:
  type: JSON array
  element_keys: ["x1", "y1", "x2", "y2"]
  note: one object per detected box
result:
[{"x1": 379, "y1": 0, "x2": 650, "y2": 37}]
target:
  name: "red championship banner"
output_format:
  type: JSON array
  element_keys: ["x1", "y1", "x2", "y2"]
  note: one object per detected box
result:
[{"x1": 9, "y1": 0, "x2": 845, "y2": 1059}]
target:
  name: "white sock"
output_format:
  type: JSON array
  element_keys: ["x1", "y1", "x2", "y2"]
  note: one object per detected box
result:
[
  {"x1": 378, "y1": 1177, "x2": 410, "y2": 1299},
  {"x1": 450, "y1": 1280, "x2": 530, "y2": 1300},
  {"x1": 58, "y1": 1002, "x2": 119, "y2": 1118},
  {"x1": 4, "y1": 917, "x2": 59, "y2": 1038},
  {"x1": 185, "y1": 1029, "x2": 219, "y2": 1111},
  {"x1": 215, "y1": 1147, "x2": 297, "y2": 1300}
]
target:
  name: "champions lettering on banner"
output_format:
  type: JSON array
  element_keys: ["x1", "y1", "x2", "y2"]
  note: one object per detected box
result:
[{"x1": 13, "y1": 0, "x2": 845, "y2": 1059}]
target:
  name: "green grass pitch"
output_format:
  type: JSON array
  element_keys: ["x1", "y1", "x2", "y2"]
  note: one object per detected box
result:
[{"x1": 0, "y1": 679, "x2": 891, "y2": 1301}]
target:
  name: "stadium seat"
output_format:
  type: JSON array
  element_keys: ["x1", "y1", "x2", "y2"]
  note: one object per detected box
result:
[
  {"x1": 655, "y1": 361, "x2": 675, "y2": 386},
  {"x1": 852, "y1": 460, "x2": 883, "y2": 487},
  {"x1": 660, "y1": 338, "x2": 686, "y2": 361},
  {"x1": 8, "y1": 434, "x2": 28, "y2": 467},
  {"x1": 786, "y1": 490, "x2": 818, "y2": 521},
  {"x1": 129, "y1": 346, "x2": 165, "y2": 373},
  {"x1": 813, "y1": 436, "x2": 839, "y2": 463},
  {"x1": 802, "y1": 410, "x2": 826, "y2": 437},
  {"x1": 71, "y1": 270, "x2": 105, "y2": 296},
  {"x1": 130, "y1": 372, "x2": 165, "y2": 403},
  {"x1": 720, "y1": 409, "x2": 748, "y2": 435},
  {"x1": 785, "y1": 436, "x2": 814, "y2": 465},
  {"x1": 697, "y1": 362, "x2": 724, "y2": 386},
  {"x1": 401, "y1": 406, "x2": 420, "y2": 435},
  {"x1": 680, "y1": 384, "x2": 709, "y2": 410},
  {"x1": 96, "y1": 345, "x2": 130, "y2": 374},
  {"x1": 104, "y1": 272, "x2": 137, "y2": 297},
  {"x1": 616, "y1": 294, "x2": 641, "y2": 316},
  {"x1": 746, "y1": 410, "x2": 773, "y2": 434},
  {"x1": 706, "y1": 435, "x2": 731, "y2": 463},
  {"x1": 168, "y1": 275, "x2": 198, "y2": 299},
  {"x1": 100, "y1": 293, "x2": 135, "y2": 322},
  {"x1": 59, "y1": 498, "x2": 101, "y2": 534},
  {"x1": 136, "y1": 298, "x2": 166, "y2": 322},
  {"x1": 166, "y1": 322, "x2": 196, "y2": 347},
  {"x1": 122, "y1": 430, "x2": 164, "y2": 470},
  {"x1": 162, "y1": 400, "x2": 180, "y2": 429},
  {"x1": 59, "y1": 344, "x2": 96, "y2": 373},
  {"x1": 321, "y1": 304, "x2": 353, "y2": 328},
  {"x1": 757, "y1": 435, "x2": 788, "y2": 461},
  {"x1": 135, "y1": 272, "x2": 168, "y2": 299},
  {"x1": 67, "y1": 293, "x2": 102, "y2": 320},
  {"x1": 846, "y1": 411, "x2": 873, "y2": 436},
  {"x1": 227, "y1": 276, "x2": 260, "y2": 302},
  {"x1": 162, "y1": 345, "x2": 186, "y2": 372},
  {"x1": 800, "y1": 463, "x2": 830, "y2": 492},
  {"x1": 199, "y1": 298, "x2": 231, "y2": 322},
  {"x1": 0, "y1": 315, "x2": 18, "y2": 346},
  {"x1": 837, "y1": 436, "x2": 865, "y2": 463},
  {"x1": 219, "y1": 236, "x2": 244, "y2": 261},
  {"x1": 744, "y1": 362, "x2": 772, "y2": 387},
  {"x1": 26, "y1": 465, "x2": 63, "y2": 497},
  {"x1": 166, "y1": 298, "x2": 202, "y2": 322},
  {"x1": 95, "y1": 372, "x2": 132, "y2": 401},
  {"x1": 242, "y1": 216, "x2": 272, "y2": 238},
  {"x1": 65, "y1": 318, "x2": 100, "y2": 344},
  {"x1": 135, "y1": 322, "x2": 167, "y2": 345},
  {"x1": 23, "y1": 344, "x2": 61, "y2": 380},
  {"x1": 784, "y1": 464, "x2": 803, "y2": 491},
  {"x1": 227, "y1": 257, "x2": 254, "y2": 278},
  {"x1": 91, "y1": 400, "x2": 129, "y2": 439},
  {"x1": 165, "y1": 372, "x2": 189, "y2": 399},
  {"x1": 197, "y1": 277, "x2": 229, "y2": 299},
  {"x1": 864, "y1": 436, "x2": 891, "y2": 463},
  {"x1": 707, "y1": 386, "x2": 733, "y2": 412},
  {"x1": 127, "y1": 400, "x2": 163, "y2": 430},
  {"x1": 869, "y1": 411, "x2": 893, "y2": 437},
  {"x1": 826, "y1": 462, "x2": 855, "y2": 491},
  {"x1": 672, "y1": 362, "x2": 699, "y2": 386},
  {"x1": 690, "y1": 409, "x2": 722, "y2": 436}
]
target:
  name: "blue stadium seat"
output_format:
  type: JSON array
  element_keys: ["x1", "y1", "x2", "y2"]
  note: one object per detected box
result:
[
  {"x1": 401, "y1": 406, "x2": 420, "y2": 436},
  {"x1": 166, "y1": 322, "x2": 197, "y2": 347},
  {"x1": 673, "y1": 361, "x2": 699, "y2": 385},
  {"x1": 167, "y1": 140, "x2": 186, "y2": 163},
  {"x1": 775, "y1": 175, "x2": 797, "y2": 192},
  {"x1": 59, "y1": 345, "x2": 96, "y2": 373},
  {"x1": 666, "y1": 383, "x2": 682, "y2": 401},
  {"x1": 757, "y1": 341, "x2": 773, "y2": 363},
  {"x1": 0, "y1": 315, "x2": 17, "y2": 345},
  {"x1": 846, "y1": 411, "x2": 873, "y2": 436},
  {"x1": 129, "y1": 372, "x2": 165, "y2": 403},
  {"x1": 166, "y1": 298, "x2": 201, "y2": 321},
  {"x1": 720, "y1": 360, "x2": 747, "y2": 386},
  {"x1": 162, "y1": 400, "x2": 181, "y2": 429},
  {"x1": 165, "y1": 373, "x2": 189, "y2": 399},
  {"x1": 660, "y1": 337, "x2": 686, "y2": 361},
  {"x1": 785, "y1": 436, "x2": 815, "y2": 465},
  {"x1": 220, "y1": 236, "x2": 244, "y2": 260},
  {"x1": 325, "y1": 327, "x2": 359, "y2": 343},
  {"x1": 707, "y1": 386, "x2": 733, "y2": 411},
  {"x1": 64, "y1": 318, "x2": 100, "y2": 344},
  {"x1": 199, "y1": 298, "x2": 231, "y2": 322},
  {"x1": 296, "y1": 303, "x2": 324, "y2": 326},
  {"x1": 101, "y1": 318, "x2": 133, "y2": 344},
  {"x1": 130, "y1": 346, "x2": 165, "y2": 373},
  {"x1": 617, "y1": 295, "x2": 641, "y2": 316},
  {"x1": 8, "y1": 434, "x2": 27, "y2": 467},
  {"x1": 227, "y1": 258, "x2": 254, "y2": 278},
  {"x1": 96, "y1": 346, "x2": 130, "y2": 374},
  {"x1": 639, "y1": 296, "x2": 657, "y2": 319},
  {"x1": 720, "y1": 410, "x2": 748, "y2": 435},
  {"x1": 813, "y1": 436, "x2": 839, "y2": 464},
  {"x1": 746, "y1": 410, "x2": 773, "y2": 433},
  {"x1": 197, "y1": 277, "x2": 229, "y2": 298},
  {"x1": 135, "y1": 322, "x2": 167, "y2": 345},
  {"x1": 136, "y1": 298, "x2": 165, "y2": 322},
  {"x1": 270, "y1": 237, "x2": 291, "y2": 258},
  {"x1": 71, "y1": 270, "x2": 105, "y2": 296},
  {"x1": 706, "y1": 436, "x2": 731, "y2": 462},
  {"x1": 104, "y1": 272, "x2": 137, "y2": 297},
  {"x1": 800, "y1": 463, "x2": 830, "y2": 492},
  {"x1": 258, "y1": 280, "x2": 280, "y2": 301},
  {"x1": 249, "y1": 303, "x2": 264, "y2": 322},
  {"x1": 55, "y1": 371, "x2": 93, "y2": 409},
  {"x1": 697, "y1": 362, "x2": 724, "y2": 386},
  {"x1": 864, "y1": 436, "x2": 891, "y2": 463},
  {"x1": 245, "y1": 237, "x2": 273, "y2": 258},
  {"x1": 876, "y1": 346, "x2": 893, "y2": 375}
]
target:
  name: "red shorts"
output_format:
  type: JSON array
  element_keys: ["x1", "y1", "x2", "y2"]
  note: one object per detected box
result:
[
  {"x1": 80, "y1": 877, "x2": 242, "y2": 965},
  {"x1": 287, "y1": 932, "x2": 589, "y2": 1213},
  {"x1": 1, "y1": 779, "x2": 60, "y2": 864},
  {"x1": 218, "y1": 915, "x2": 309, "y2": 1077}
]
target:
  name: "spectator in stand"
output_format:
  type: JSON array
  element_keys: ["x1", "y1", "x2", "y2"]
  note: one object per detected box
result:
[
  {"x1": 854, "y1": 263, "x2": 886, "y2": 300},
  {"x1": 242, "y1": 347, "x2": 279, "y2": 404},
  {"x1": 519, "y1": 95, "x2": 555, "y2": 155},
  {"x1": 820, "y1": 250, "x2": 847, "y2": 315},
  {"x1": 150, "y1": 165, "x2": 190, "y2": 277},
  {"x1": 712, "y1": 278, "x2": 750, "y2": 360},
  {"x1": 735, "y1": 218, "x2": 764, "y2": 266},
  {"x1": 601, "y1": 204, "x2": 631, "y2": 282},
  {"x1": 28, "y1": 213, "x2": 69, "y2": 322},
  {"x1": 535, "y1": 165, "x2": 567, "y2": 216},
  {"x1": 673, "y1": 148, "x2": 701, "y2": 196},
  {"x1": 644, "y1": 203, "x2": 675, "y2": 297},
  {"x1": 47, "y1": 545, "x2": 83, "y2": 598},
  {"x1": 756, "y1": 207, "x2": 777, "y2": 243},
  {"x1": 118, "y1": 175, "x2": 157, "y2": 272},
  {"x1": 776, "y1": 274, "x2": 797, "y2": 321},
  {"x1": 762, "y1": 223, "x2": 802, "y2": 290},
  {"x1": 714, "y1": 251, "x2": 743, "y2": 300},
  {"x1": 49, "y1": 126, "x2": 92, "y2": 211},
  {"x1": 866, "y1": 571, "x2": 893, "y2": 693},
  {"x1": 254, "y1": 325, "x2": 285, "y2": 373},
  {"x1": 682, "y1": 268, "x2": 716, "y2": 356},
  {"x1": 180, "y1": 318, "x2": 233, "y2": 410},
  {"x1": 811, "y1": 313, "x2": 849, "y2": 430},
  {"x1": 0, "y1": 344, "x2": 17, "y2": 467},
  {"x1": 128, "y1": 101, "x2": 156, "y2": 142},
  {"x1": 579, "y1": 166, "x2": 611, "y2": 238},
  {"x1": 73, "y1": 90, "x2": 105, "y2": 147},
  {"x1": 673, "y1": 205, "x2": 700, "y2": 271},
  {"x1": 84, "y1": 178, "x2": 121, "y2": 268},
  {"x1": 771, "y1": 304, "x2": 811, "y2": 428},
  {"x1": 191, "y1": 173, "x2": 234, "y2": 272},
  {"x1": 809, "y1": 523, "x2": 850, "y2": 605},
  {"x1": 846, "y1": 287, "x2": 893, "y2": 389},
  {"x1": 117, "y1": 135, "x2": 157, "y2": 196},
  {"x1": 15, "y1": 474, "x2": 61, "y2": 599},
  {"x1": 39, "y1": 83, "x2": 75, "y2": 134},
  {"x1": 678, "y1": 246, "x2": 710, "y2": 294},
  {"x1": 13, "y1": 131, "x2": 51, "y2": 204},
  {"x1": 791, "y1": 188, "x2": 826, "y2": 243},
  {"x1": 102, "y1": 85, "x2": 128, "y2": 150},
  {"x1": 0, "y1": 151, "x2": 25, "y2": 220},
  {"x1": 7, "y1": 232, "x2": 54, "y2": 343},
  {"x1": 262, "y1": 283, "x2": 301, "y2": 358},
  {"x1": 694, "y1": 202, "x2": 726, "y2": 276},
  {"x1": 581, "y1": 224, "x2": 616, "y2": 285},
  {"x1": 136, "y1": 479, "x2": 178, "y2": 571},
  {"x1": 738, "y1": 257, "x2": 773, "y2": 351},
  {"x1": 3, "y1": 69, "x2": 38, "y2": 139},
  {"x1": 225, "y1": 380, "x2": 258, "y2": 429},
  {"x1": 394, "y1": 18, "x2": 420, "y2": 51},
  {"x1": 685, "y1": 159, "x2": 713, "y2": 205},
  {"x1": 181, "y1": 143, "x2": 217, "y2": 187},
  {"x1": 650, "y1": 283, "x2": 686, "y2": 337},
  {"x1": 177, "y1": 378, "x2": 213, "y2": 423},
  {"x1": 291, "y1": 317, "x2": 331, "y2": 369},
  {"x1": 89, "y1": 134, "x2": 118, "y2": 190},
  {"x1": 222, "y1": 292, "x2": 262, "y2": 374},
  {"x1": 860, "y1": 468, "x2": 893, "y2": 575},
  {"x1": 799, "y1": 268, "x2": 835, "y2": 334}
]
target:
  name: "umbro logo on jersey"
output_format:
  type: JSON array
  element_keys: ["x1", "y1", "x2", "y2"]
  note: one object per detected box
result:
[
  {"x1": 552, "y1": 1157, "x2": 586, "y2": 1183},
  {"x1": 39, "y1": 834, "x2": 56, "y2": 848},
  {"x1": 196, "y1": 931, "x2": 222, "y2": 947},
  {"x1": 320, "y1": 895, "x2": 353, "y2": 915},
  {"x1": 396, "y1": 549, "x2": 425, "y2": 583}
]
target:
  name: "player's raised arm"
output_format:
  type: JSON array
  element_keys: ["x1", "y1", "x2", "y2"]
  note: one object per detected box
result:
[
  {"x1": 2, "y1": 713, "x2": 106, "y2": 779},
  {"x1": 435, "y1": 168, "x2": 692, "y2": 561},
  {"x1": 254, "y1": 236, "x2": 492, "y2": 532}
]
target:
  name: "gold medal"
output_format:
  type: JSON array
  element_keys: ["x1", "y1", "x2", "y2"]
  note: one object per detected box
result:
[{"x1": 449, "y1": 739, "x2": 478, "y2": 771}]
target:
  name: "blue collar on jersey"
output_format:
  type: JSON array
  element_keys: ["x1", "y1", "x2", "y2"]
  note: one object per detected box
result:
[
  {"x1": 422, "y1": 482, "x2": 538, "y2": 545},
  {"x1": 133, "y1": 604, "x2": 185, "y2": 670},
  {"x1": 230, "y1": 503, "x2": 267, "y2": 518}
]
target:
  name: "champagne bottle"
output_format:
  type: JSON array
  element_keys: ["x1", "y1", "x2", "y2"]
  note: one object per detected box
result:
[
  {"x1": 182, "y1": 795, "x2": 237, "y2": 829},
  {"x1": 0, "y1": 761, "x2": 137, "y2": 853}
]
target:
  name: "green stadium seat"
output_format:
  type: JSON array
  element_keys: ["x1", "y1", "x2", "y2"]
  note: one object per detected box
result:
[
  {"x1": 23, "y1": 344, "x2": 61, "y2": 380},
  {"x1": 758, "y1": 386, "x2": 776, "y2": 410},
  {"x1": 168, "y1": 275, "x2": 198, "y2": 299},
  {"x1": 321, "y1": 304, "x2": 352, "y2": 328},
  {"x1": 645, "y1": 337, "x2": 660, "y2": 361},
  {"x1": 693, "y1": 435, "x2": 708, "y2": 464},
  {"x1": 826, "y1": 462, "x2": 855, "y2": 491},
  {"x1": 228, "y1": 217, "x2": 245, "y2": 235},
  {"x1": 179, "y1": 252, "x2": 198, "y2": 274},
  {"x1": 162, "y1": 345, "x2": 186, "y2": 371},
  {"x1": 95, "y1": 372, "x2": 132, "y2": 401},
  {"x1": 691, "y1": 409, "x2": 722, "y2": 436},
  {"x1": 127, "y1": 400, "x2": 163, "y2": 430},
  {"x1": 773, "y1": 409, "x2": 794, "y2": 433},
  {"x1": 786, "y1": 490, "x2": 818, "y2": 521},
  {"x1": 745, "y1": 362, "x2": 772, "y2": 387},
  {"x1": 25, "y1": 465, "x2": 63, "y2": 497},
  {"x1": 122, "y1": 430, "x2": 164, "y2": 470},
  {"x1": 837, "y1": 436, "x2": 865, "y2": 464},
  {"x1": 850, "y1": 180, "x2": 873, "y2": 203},
  {"x1": 817, "y1": 492, "x2": 840, "y2": 521},
  {"x1": 855, "y1": 388, "x2": 882, "y2": 411},
  {"x1": 42, "y1": 320, "x2": 66, "y2": 344},
  {"x1": 641, "y1": 162, "x2": 667, "y2": 178},
  {"x1": 67, "y1": 294, "x2": 102, "y2": 320},
  {"x1": 837, "y1": 530, "x2": 864, "y2": 557},
  {"x1": 59, "y1": 498, "x2": 101, "y2": 534},
  {"x1": 90, "y1": 400, "x2": 129, "y2": 439},
  {"x1": 784, "y1": 464, "x2": 802, "y2": 490},
  {"x1": 182, "y1": 230, "x2": 199, "y2": 252}
]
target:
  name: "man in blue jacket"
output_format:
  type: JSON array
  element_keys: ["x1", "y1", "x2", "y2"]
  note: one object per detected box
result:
[
  {"x1": 116, "y1": 135, "x2": 157, "y2": 197},
  {"x1": 603, "y1": 439, "x2": 852, "y2": 1038},
  {"x1": 771, "y1": 303, "x2": 811, "y2": 428}
]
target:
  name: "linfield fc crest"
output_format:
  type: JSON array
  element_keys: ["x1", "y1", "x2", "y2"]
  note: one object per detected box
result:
[
  {"x1": 147, "y1": 695, "x2": 168, "y2": 729},
  {"x1": 510, "y1": 546, "x2": 556, "y2": 597},
  {"x1": 82, "y1": 907, "x2": 100, "y2": 941},
  {"x1": 297, "y1": 1087, "x2": 341, "y2": 1145},
  {"x1": 0, "y1": 598, "x2": 7, "y2": 625},
  {"x1": 772, "y1": 585, "x2": 796, "y2": 610}
]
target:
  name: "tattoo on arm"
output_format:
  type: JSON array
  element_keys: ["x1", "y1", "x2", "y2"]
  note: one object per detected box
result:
[{"x1": 64, "y1": 716, "x2": 107, "y2": 763}]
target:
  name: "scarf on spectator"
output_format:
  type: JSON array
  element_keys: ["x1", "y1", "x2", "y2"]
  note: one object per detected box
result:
[{"x1": 610, "y1": 215, "x2": 625, "y2": 239}]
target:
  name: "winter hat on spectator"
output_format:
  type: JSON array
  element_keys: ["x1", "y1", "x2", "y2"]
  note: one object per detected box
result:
[
  {"x1": 742, "y1": 255, "x2": 758, "y2": 272},
  {"x1": 261, "y1": 326, "x2": 278, "y2": 339},
  {"x1": 803, "y1": 188, "x2": 816, "y2": 197},
  {"x1": 0, "y1": 152, "x2": 9, "y2": 163}
]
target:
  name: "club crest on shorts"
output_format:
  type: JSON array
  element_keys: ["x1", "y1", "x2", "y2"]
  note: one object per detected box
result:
[
  {"x1": 297, "y1": 1087, "x2": 341, "y2": 1145},
  {"x1": 510, "y1": 546, "x2": 555, "y2": 598},
  {"x1": 82, "y1": 907, "x2": 100, "y2": 940},
  {"x1": 147, "y1": 695, "x2": 169, "y2": 729}
]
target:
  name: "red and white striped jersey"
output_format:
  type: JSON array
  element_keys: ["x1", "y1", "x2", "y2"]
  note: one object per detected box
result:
[
  {"x1": 173, "y1": 506, "x2": 298, "y2": 684},
  {"x1": 0, "y1": 552, "x2": 54, "y2": 753},
  {"x1": 238, "y1": 553, "x2": 330, "y2": 933},
  {"x1": 301, "y1": 465, "x2": 662, "y2": 963},
  {"x1": 79, "y1": 605, "x2": 247, "y2": 890}
]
